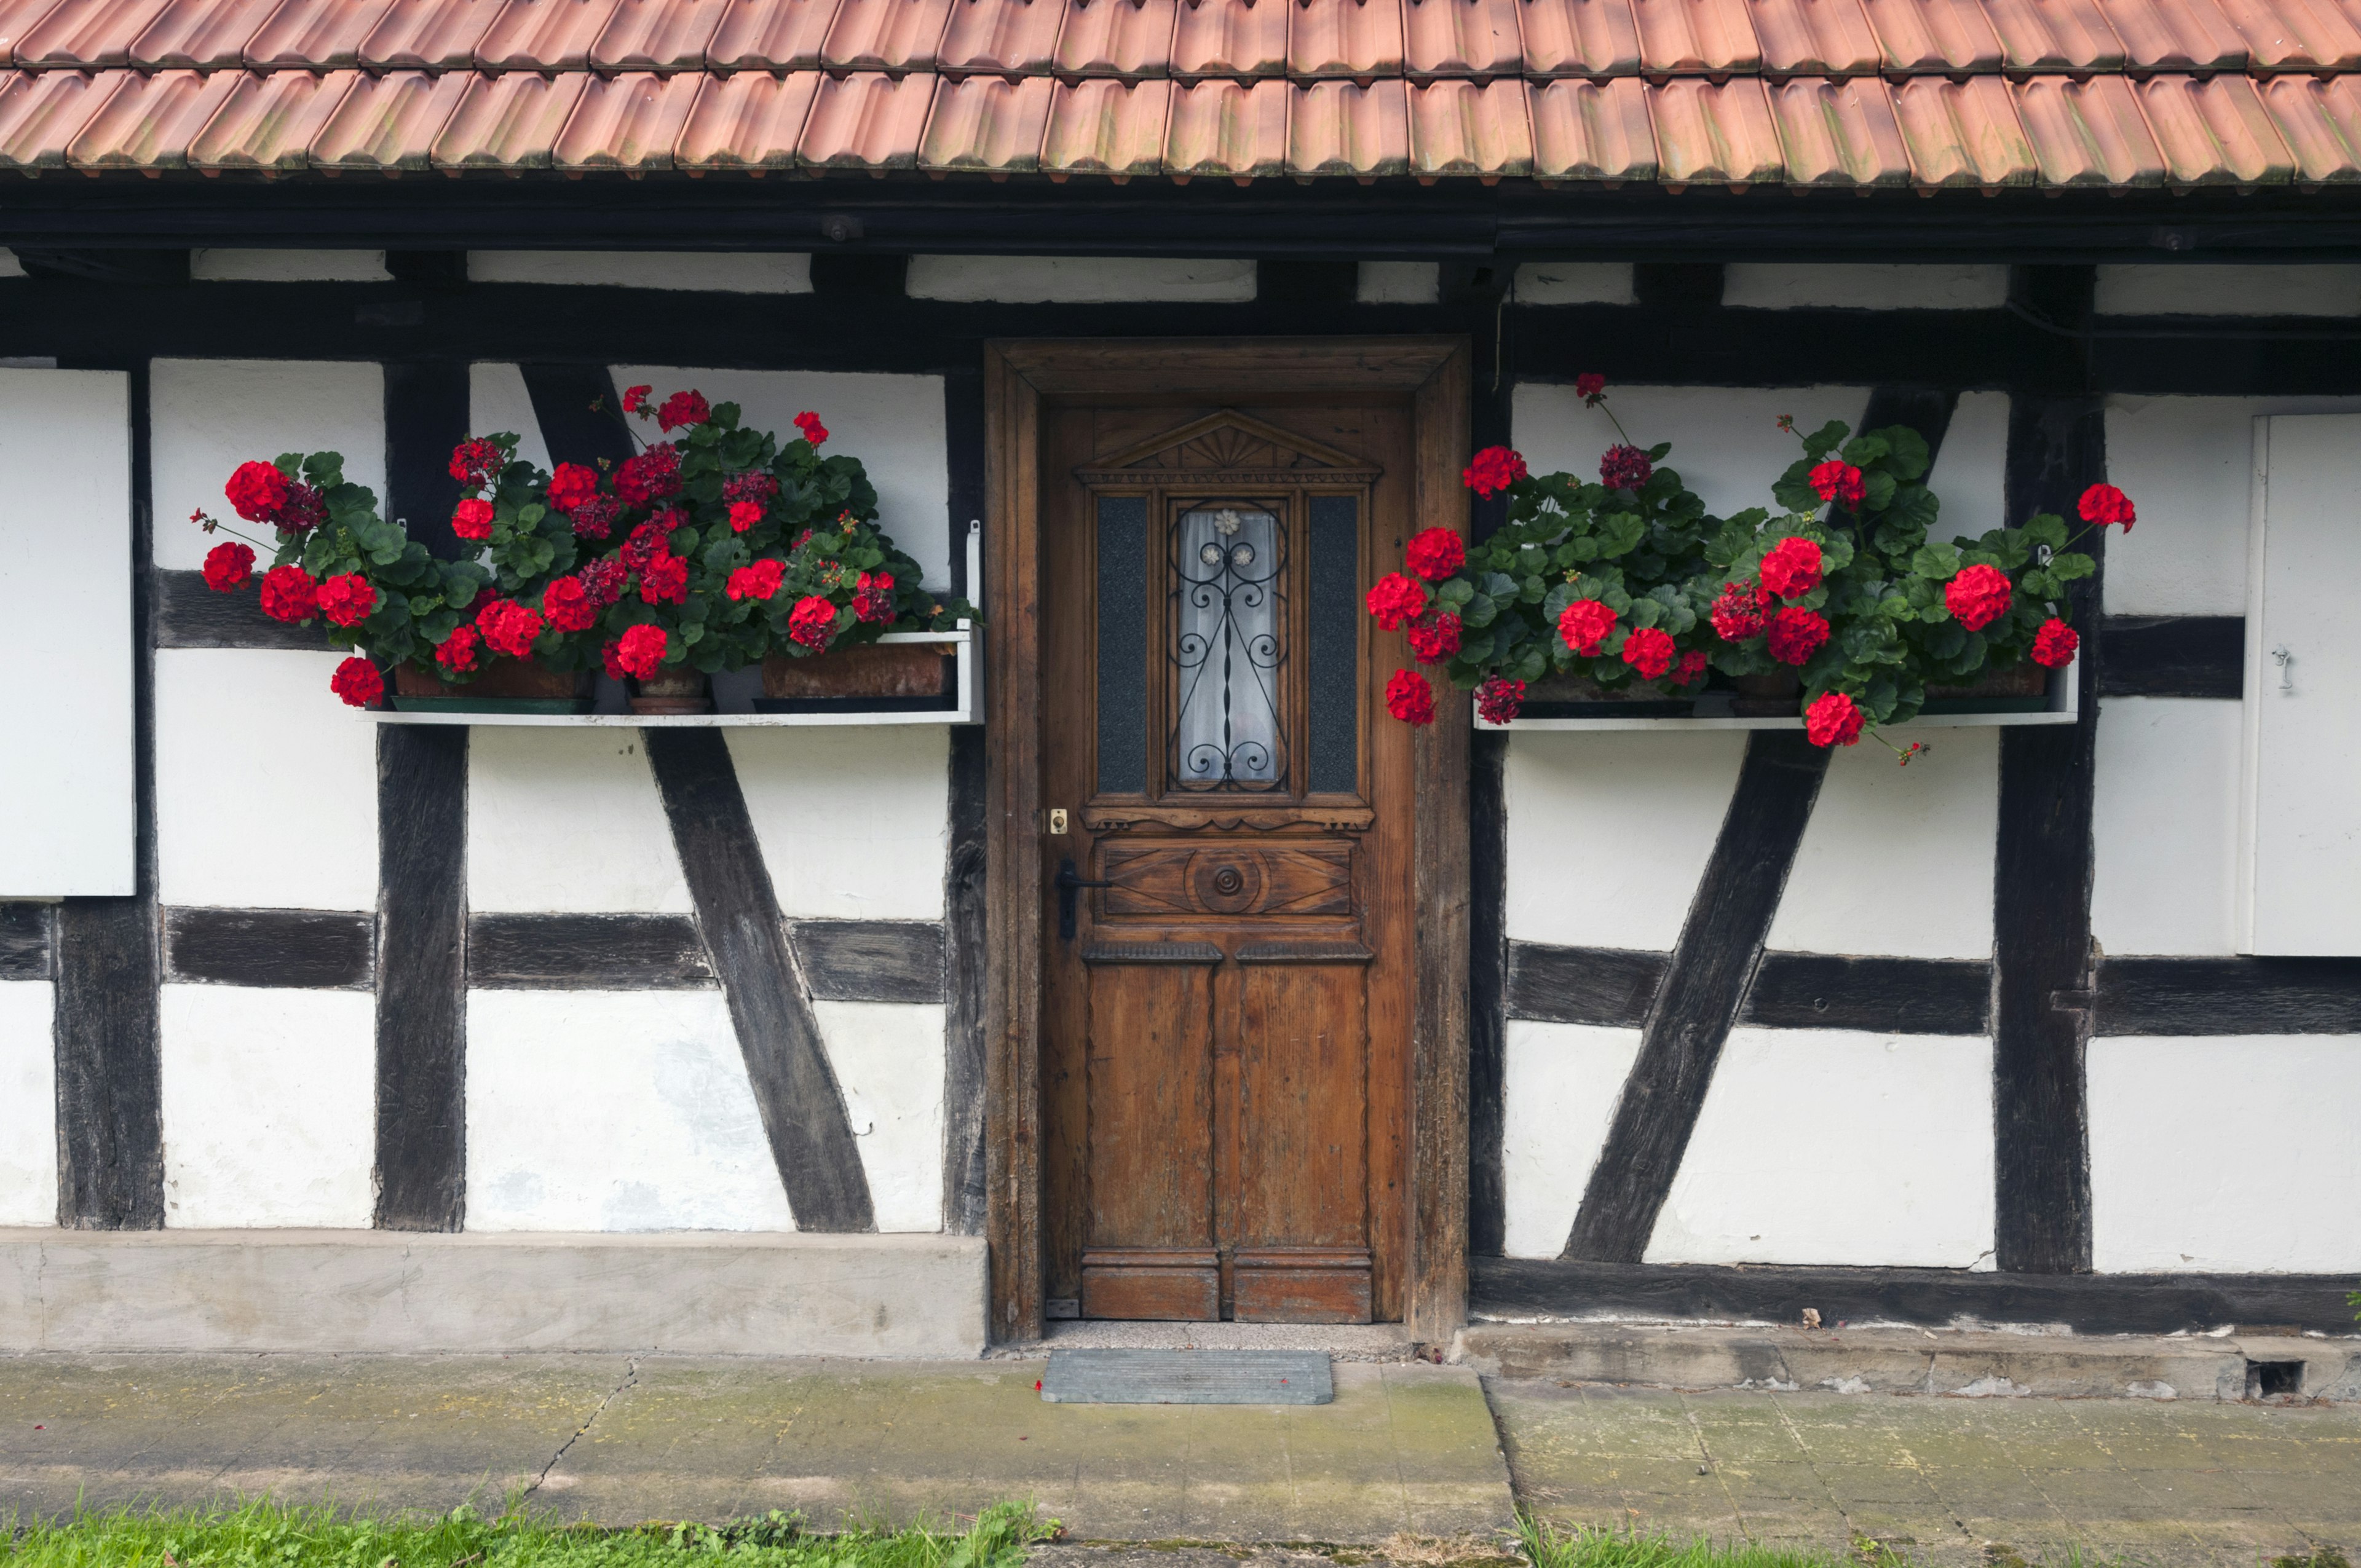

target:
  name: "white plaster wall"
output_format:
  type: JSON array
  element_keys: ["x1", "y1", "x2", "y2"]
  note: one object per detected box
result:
[
  {"x1": 2091, "y1": 1035, "x2": 2361, "y2": 1271},
  {"x1": 1516, "y1": 383, "x2": 1872, "y2": 521},
  {"x1": 1767, "y1": 728, "x2": 1998, "y2": 959},
  {"x1": 1504, "y1": 731, "x2": 1746, "y2": 950},
  {"x1": 2096, "y1": 265, "x2": 2361, "y2": 317},
  {"x1": 904, "y1": 255, "x2": 1256, "y2": 303},
  {"x1": 2091, "y1": 698, "x2": 2242, "y2": 957},
  {"x1": 468, "y1": 362, "x2": 554, "y2": 474},
  {"x1": 191, "y1": 250, "x2": 390, "y2": 282},
  {"x1": 159, "y1": 984, "x2": 374, "y2": 1228},
  {"x1": 151, "y1": 359, "x2": 385, "y2": 572},
  {"x1": 813, "y1": 999, "x2": 945, "y2": 1233},
  {"x1": 1723, "y1": 265, "x2": 2010, "y2": 312},
  {"x1": 154, "y1": 650, "x2": 378, "y2": 911},
  {"x1": 469, "y1": 252, "x2": 813, "y2": 293},
  {"x1": 1514, "y1": 263, "x2": 1636, "y2": 305},
  {"x1": 0, "y1": 982, "x2": 56, "y2": 1227},
  {"x1": 729, "y1": 727, "x2": 949, "y2": 922},
  {"x1": 1646, "y1": 1028, "x2": 1996, "y2": 1267},
  {"x1": 1925, "y1": 390, "x2": 2011, "y2": 539},
  {"x1": 0, "y1": 249, "x2": 25, "y2": 278},
  {"x1": 1500, "y1": 1020, "x2": 1641, "y2": 1258},
  {"x1": 469, "y1": 730, "x2": 691, "y2": 913},
  {"x1": 468, "y1": 988, "x2": 797, "y2": 1232},
  {"x1": 1358, "y1": 261, "x2": 1438, "y2": 304},
  {"x1": 615, "y1": 363, "x2": 952, "y2": 589}
]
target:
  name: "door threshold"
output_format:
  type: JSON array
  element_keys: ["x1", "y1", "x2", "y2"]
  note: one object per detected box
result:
[{"x1": 1029, "y1": 1319, "x2": 1418, "y2": 1359}]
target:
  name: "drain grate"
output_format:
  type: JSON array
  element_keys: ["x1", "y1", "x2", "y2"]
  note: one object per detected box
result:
[{"x1": 1040, "y1": 1349, "x2": 1334, "y2": 1405}]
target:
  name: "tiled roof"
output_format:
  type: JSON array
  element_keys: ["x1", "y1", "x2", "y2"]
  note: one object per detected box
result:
[{"x1": 0, "y1": 0, "x2": 2356, "y2": 187}]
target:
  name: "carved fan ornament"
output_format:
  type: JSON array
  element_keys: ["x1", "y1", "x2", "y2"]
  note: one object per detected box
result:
[{"x1": 1074, "y1": 408, "x2": 1385, "y2": 490}]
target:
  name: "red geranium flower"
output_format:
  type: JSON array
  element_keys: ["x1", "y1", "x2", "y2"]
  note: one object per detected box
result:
[
  {"x1": 729, "y1": 500, "x2": 764, "y2": 534},
  {"x1": 1366, "y1": 572, "x2": 1428, "y2": 631},
  {"x1": 570, "y1": 494, "x2": 622, "y2": 541},
  {"x1": 1945, "y1": 563, "x2": 2014, "y2": 632},
  {"x1": 1672, "y1": 649, "x2": 1709, "y2": 687},
  {"x1": 607, "y1": 623, "x2": 666, "y2": 680},
  {"x1": 547, "y1": 462, "x2": 600, "y2": 514},
  {"x1": 620, "y1": 513, "x2": 681, "y2": 575},
  {"x1": 615, "y1": 442, "x2": 682, "y2": 506},
  {"x1": 1406, "y1": 612, "x2": 1462, "y2": 664},
  {"x1": 226, "y1": 460, "x2": 290, "y2": 524},
  {"x1": 854, "y1": 570, "x2": 895, "y2": 622},
  {"x1": 1600, "y1": 444, "x2": 1653, "y2": 490},
  {"x1": 1809, "y1": 460, "x2": 1866, "y2": 509},
  {"x1": 579, "y1": 557, "x2": 628, "y2": 607},
  {"x1": 794, "y1": 411, "x2": 828, "y2": 446},
  {"x1": 1475, "y1": 676, "x2": 1525, "y2": 726},
  {"x1": 275, "y1": 483, "x2": 325, "y2": 534},
  {"x1": 724, "y1": 471, "x2": 779, "y2": 507},
  {"x1": 727, "y1": 558, "x2": 785, "y2": 602},
  {"x1": 1462, "y1": 445, "x2": 1529, "y2": 498},
  {"x1": 656, "y1": 390, "x2": 711, "y2": 433},
  {"x1": 201, "y1": 541, "x2": 254, "y2": 592},
  {"x1": 258, "y1": 564, "x2": 318, "y2": 623},
  {"x1": 1759, "y1": 537, "x2": 1824, "y2": 599},
  {"x1": 1710, "y1": 581, "x2": 1770, "y2": 643},
  {"x1": 478, "y1": 599, "x2": 544, "y2": 660},
  {"x1": 451, "y1": 498, "x2": 495, "y2": 541},
  {"x1": 448, "y1": 438, "x2": 504, "y2": 489},
  {"x1": 2079, "y1": 483, "x2": 2135, "y2": 532},
  {"x1": 317, "y1": 572, "x2": 376, "y2": 628},
  {"x1": 1575, "y1": 372, "x2": 1607, "y2": 403},
  {"x1": 788, "y1": 594, "x2": 839, "y2": 649},
  {"x1": 1805, "y1": 690, "x2": 1864, "y2": 747},
  {"x1": 622, "y1": 385, "x2": 653, "y2": 416},
  {"x1": 542, "y1": 575, "x2": 597, "y2": 632},
  {"x1": 1558, "y1": 597, "x2": 1618, "y2": 656},
  {"x1": 1385, "y1": 668, "x2": 1435, "y2": 725},
  {"x1": 329, "y1": 656, "x2": 383, "y2": 709},
  {"x1": 2031, "y1": 618, "x2": 2080, "y2": 669},
  {"x1": 639, "y1": 552, "x2": 689, "y2": 605},
  {"x1": 1405, "y1": 527, "x2": 1466, "y2": 582},
  {"x1": 435, "y1": 624, "x2": 480, "y2": 674},
  {"x1": 1621, "y1": 624, "x2": 1677, "y2": 680},
  {"x1": 1766, "y1": 606, "x2": 1830, "y2": 666}
]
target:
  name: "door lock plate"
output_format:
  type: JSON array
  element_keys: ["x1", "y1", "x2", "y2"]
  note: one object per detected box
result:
[{"x1": 1048, "y1": 808, "x2": 1069, "y2": 835}]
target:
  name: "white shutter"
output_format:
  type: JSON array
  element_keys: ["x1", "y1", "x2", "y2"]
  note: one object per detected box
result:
[
  {"x1": 2241, "y1": 414, "x2": 2361, "y2": 954},
  {"x1": 0, "y1": 369, "x2": 133, "y2": 897}
]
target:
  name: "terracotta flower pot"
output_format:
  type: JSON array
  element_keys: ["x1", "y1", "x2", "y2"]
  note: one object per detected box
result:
[
  {"x1": 391, "y1": 659, "x2": 591, "y2": 714},
  {"x1": 1923, "y1": 660, "x2": 2051, "y2": 714},
  {"x1": 1515, "y1": 668, "x2": 1698, "y2": 719},
  {"x1": 628, "y1": 669, "x2": 713, "y2": 715},
  {"x1": 1729, "y1": 670, "x2": 1803, "y2": 717},
  {"x1": 757, "y1": 641, "x2": 956, "y2": 711}
]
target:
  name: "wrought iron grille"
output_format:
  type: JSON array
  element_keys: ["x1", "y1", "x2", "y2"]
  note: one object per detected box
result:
[{"x1": 1169, "y1": 505, "x2": 1287, "y2": 791}]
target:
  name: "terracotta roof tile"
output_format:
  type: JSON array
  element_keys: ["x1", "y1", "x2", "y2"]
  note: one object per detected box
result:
[
  {"x1": 308, "y1": 66, "x2": 473, "y2": 171},
  {"x1": 430, "y1": 66, "x2": 590, "y2": 167},
  {"x1": 920, "y1": 66, "x2": 1050, "y2": 165},
  {"x1": 2210, "y1": 0, "x2": 2360, "y2": 68},
  {"x1": 673, "y1": 61, "x2": 817, "y2": 163},
  {"x1": 2258, "y1": 68, "x2": 2361, "y2": 176},
  {"x1": 1164, "y1": 71, "x2": 1283, "y2": 170},
  {"x1": 821, "y1": 0, "x2": 954, "y2": 68},
  {"x1": 1858, "y1": 0, "x2": 2002, "y2": 71},
  {"x1": 1749, "y1": 0, "x2": 1879, "y2": 73},
  {"x1": 1289, "y1": 75, "x2": 1410, "y2": 171},
  {"x1": 2095, "y1": 0, "x2": 2245, "y2": 68},
  {"x1": 704, "y1": 0, "x2": 840, "y2": 65},
  {"x1": 1039, "y1": 72, "x2": 1169, "y2": 170},
  {"x1": 17, "y1": 0, "x2": 172, "y2": 66},
  {"x1": 1053, "y1": 0, "x2": 1176, "y2": 74},
  {"x1": 1170, "y1": 0, "x2": 1286, "y2": 74},
  {"x1": 1527, "y1": 71, "x2": 1653, "y2": 173},
  {"x1": 2014, "y1": 70, "x2": 2162, "y2": 179},
  {"x1": 1891, "y1": 71, "x2": 2033, "y2": 181},
  {"x1": 798, "y1": 65, "x2": 935, "y2": 163},
  {"x1": 1405, "y1": 74, "x2": 1532, "y2": 173},
  {"x1": 1983, "y1": 0, "x2": 2126, "y2": 71},
  {"x1": 1650, "y1": 73, "x2": 1780, "y2": 178},
  {"x1": 129, "y1": 0, "x2": 275, "y2": 66},
  {"x1": 552, "y1": 65, "x2": 699, "y2": 167},
  {"x1": 592, "y1": 0, "x2": 727, "y2": 66},
  {"x1": 1402, "y1": 0, "x2": 1523, "y2": 76},
  {"x1": 0, "y1": 65, "x2": 97, "y2": 167},
  {"x1": 64, "y1": 64, "x2": 237, "y2": 168},
  {"x1": 1769, "y1": 71, "x2": 1907, "y2": 179},
  {"x1": 0, "y1": 0, "x2": 68, "y2": 67},
  {"x1": 1518, "y1": 0, "x2": 1642, "y2": 73},
  {"x1": 187, "y1": 64, "x2": 352, "y2": 170},
  {"x1": 1632, "y1": 0, "x2": 1762, "y2": 73},
  {"x1": 1290, "y1": 0, "x2": 1406, "y2": 76},
  {"x1": 360, "y1": 0, "x2": 501, "y2": 69},
  {"x1": 477, "y1": 0, "x2": 625, "y2": 69},
  {"x1": 243, "y1": 0, "x2": 395, "y2": 68},
  {"x1": 936, "y1": 0, "x2": 1064, "y2": 71},
  {"x1": 2137, "y1": 68, "x2": 2288, "y2": 176}
]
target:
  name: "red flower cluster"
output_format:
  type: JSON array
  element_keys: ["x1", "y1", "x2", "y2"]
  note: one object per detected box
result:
[
  {"x1": 579, "y1": 557, "x2": 628, "y2": 607},
  {"x1": 1558, "y1": 597, "x2": 1616, "y2": 656},
  {"x1": 606, "y1": 623, "x2": 666, "y2": 680},
  {"x1": 723, "y1": 471, "x2": 779, "y2": 507},
  {"x1": 1575, "y1": 372, "x2": 1607, "y2": 403},
  {"x1": 1759, "y1": 538, "x2": 1824, "y2": 599},
  {"x1": 451, "y1": 498, "x2": 495, "y2": 541},
  {"x1": 1945, "y1": 564, "x2": 2013, "y2": 632},
  {"x1": 1463, "y1": 445, "x2": 1529, "y2": 498},
  {"x1": 542, "y1": 575, "x2": 598, "y2": 632},
  {"x1": 330, "y1": 656, "x2": 383, "y2": 708},
  {"x1": 854, "y1": 570, "x2": 896, "y2": 622},
  {"x1": 622, "y1": 385, "x2": 653, "y2": 415},
  {"x1": 479, "y1": 599, "x2": 545, "y2": 658},
  {"x1": 1674, "y1": 649, "x2": 1709, "y2": 686},
  {"x1": 639, "y1": 553, "x2": 689, "y2": 604},
  {"x1": 1405, "y1": 527, "x2": 1466, "y2": 581},
  {"x1": 569, "y1": 494, "x2": 622, "y2": 540},
  {"x1": 1385, "y1": 668, "x2": 1435, "y2": 725},
  {"x1": 226, "y1": 460, "x2": 290, "y2": 524},
  {"x1": 317, "y1": 572, "x2": 376, "y2": 628},
  {"x1": 259, "y1": 564, "x2": 318, "y2": 623},
  {"x1": 656, "y1": 390, "x2": 711, "y2": 433},
  {"x1": 1805, "y1": 690, "x2": 1864, "y2": 747},
  {"x1": 727, "y1": 558, "x2": 785, "y2": 601},
  {"x1": 1621, "y1": 624, "x2": 1677, "y2": 680},
  {"x1": 2031, "y1": 618, "x2": 2080, "y2": 669},
  {"x1": 547, "y1": 462, "x2": 600, "y2": 513},
  {"x1": 2079, "y1": 483, "x2": 2135, "y2": 532},
  {"x1": 1710, "y1": 581, "x2": 1770, "y2": 642},
  {"x1": 448, "y1": 438, "x2": 505, "y2": 489},
  {"x1": 794, "y1": 411, "x2": 829, "y2": 446},
  {"x1": 1599, "y1": 444, "x2": 1652, "y2": 490},
  {"x1": 787, "y1": 594, "x2": 838, "y2": 649},
  {"x1": 275, "y1": 483, "x2": 326, "y2": 534},
  {"x1": 1366, "y1": 572, "x2": 1427, "y2": 631},
  {"x1": 615, "y1": 442, "x2": 682, "y2": 505},
  {"x1": 1407, "y1": 612, "x2": 1462, "y2": 664},
  {"x1": 437, "y1": 624, "x2": 480, "y2": 672},
  {"x1": 621, "y1": 513, "x2": 681, "y2": 575},
  {"x1": 729, "y1": 500, "x2": 764, "y2": 533},
  {"x1": 202, "y1": 541, "x2": 254, "y2": 592},
  {"x1": 1766, "y1": 606, "x2": 1830, "y2": 666},
  {"x1": 1476, "y1": 676, "x2": 1525, "y2": 725},
  {"x1": 1809, "y1": 460, "x2": 1866, "y2": 509}
]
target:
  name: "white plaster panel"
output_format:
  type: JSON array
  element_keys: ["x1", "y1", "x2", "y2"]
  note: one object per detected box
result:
[
  {"x1": 2092, "y1": 1036, "x2": 2361, "y2": 1271},
  {"x1": 1515, "y1": 383, "x2": 1872, "y2": 522},
  {"x1": 151, "y1": 359, "x2": 386, "y2": 572},
  {"x1": 726, "y1": 725, "x2": 949, "y2": 923},
  {"x1": 812, "y1": 999, "x2": 944, "y2": 1233},
  {"x1": 903, "y1": 255, "x2": 1256, "y2": 302},
  {"x1": 1646, "y1": 1028, "x2": 1996, "y2": 1267},
  {"x1": 1722, "y1": 264, "x2": 2010, "y2": 312},
  {"x1": 468, "y1": 989, "x2": 797, "y2": 1232},
  {"x1": 2092, "y1": 698, "x2": 2241, "y2": 956},
  {"x1": 614, "y1": 363, "x2": 951, "y2": 588},
  {"x1": 0, "y1": 982, "x2": 56, "y2": 1227},
  {"x1": 469, "y1": 252, "x2": 813, "y2": 292},
  {"x1": 469, "y1": 363, "x2": 553, "y2": 474},
  {"x1": 2096, "y1": 265, "x2": 2361, "y2": 317},
  {"x1": 159, "y1": 985, "x2": 374, "y2": 1229},
  {"x1": 468, "y1": 729, "x2": 691, "y2": 913},
  {"x1": 1766, "y1": 728, "x2": 1998, "y2": 959},
  {"x1": 191, "y1": 250, "x2": 390, "y2": 282},
  {"x1": 1514, "y1": 263, "x2": 1636, "y2": 305},
  {"x1": 1503, "y1": 730, "x2": 1746, "y2": 950},
  {"x1": 1358, "y1": 261, "x2": 1439, "y2": 304},
  {"x1": 154, "y1": 650, "x2": 379, "y2": 911},
  {"x1": 0, "y1": 249, "x2": 25, "y2": 278},
  {"x1": 1925, "y1": 390, "x2": 2010, "y2": 540},
  {"x1": 1501, "y1": 1021, "x2": 1642, "y2": 1258}
]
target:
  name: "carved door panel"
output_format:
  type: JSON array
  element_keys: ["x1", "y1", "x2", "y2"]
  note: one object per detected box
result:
[{"x1": 1041, "y1": 400, "x2": 1414, "y2": 1323}]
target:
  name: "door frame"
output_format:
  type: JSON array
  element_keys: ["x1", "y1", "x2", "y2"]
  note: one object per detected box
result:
[{"x1": 981, "y1": 336, "x2": 1473, "y2": 1343}]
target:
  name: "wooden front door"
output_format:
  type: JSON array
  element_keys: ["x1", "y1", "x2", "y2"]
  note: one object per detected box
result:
[{"x1": 1040, "y1": 397, "x2": 1415, "y2": 1323}]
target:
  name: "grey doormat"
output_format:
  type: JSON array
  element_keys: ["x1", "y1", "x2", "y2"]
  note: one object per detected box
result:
[{"x1": 1040, "y1": 1348, "x2": 1334, "y2": 1405}]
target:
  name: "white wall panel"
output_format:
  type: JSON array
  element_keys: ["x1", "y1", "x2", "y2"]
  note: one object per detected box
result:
[
  {"x1": 813, "y1": 999, "x2": 944, "y2": 1233},
  {"x1": 0, "y1": 982, "x2": 56, "y2": 1227},
  {"x1": 1768, "y1": 728, "x2": 1998, "y2": 959},
  {"x1": 191, "y1": 250, "x2": 390, "y2": 282},
  {"x1": 0, "y1": 249, "x2": 25, "y2": 278},
  {"x1": 470, "y1": 252, "x2": 812, "y2": 292},
  {"x1": 1646, "y1": 1028, "x2": 1995, "y2": 1267},
  {"x1": 1504, "y1": 731, "x2": 1746, "y2": 950},
  {"x1": 154, "y1": 650, "x2": 378, "y2": 911},
  {"x1": 2096, "y1": 264, "x2": 2361, "y2": 317},
  {"x1": 2092, "y1": 698, "x2": 2241, "y2": 956},
  {"x1": 468, "y1": 362, "x2": 553, "y2": 474},
  {"x1": 469, "y1": 729, "x2": 691, "y2": 913},
  {"x1": 729, "y1": 727, "x2": 949, "y2": 922},
  {"x1": 0, "y1": 368, "x2": 133, "y2": 896},
  {"x1": 614, "y1": 364, "x2": 951, "y2": 588},
  {"x1": 1356, "y1": 261, "x2": 1438, "y2": 304},
  {"x1": 1514, "y1": 263, "x2": 1635, "y2": 305},
  {"x1": 159, "y1": 985, "x2": 374, "y2": 1228},
  {"x1": 469, "y1": 989, "x2": 797, "y2": 1232},
  {"x1": 904, "y1": 255, "x2": 1255, "y2": 302},
  {"x1": 1723, "y1": 264, "x2": 2008, "y2": 312},
  {"x1": 1516, "y1": 383, "x2": 1871, "y2": 522},
  {"x1": 151, "y1": 359, "x2": 384, "y2": 572},
  {"x1": 1501, "y1": 1021, "x2": 1641, "y2": 1258},
  {"x1": 1925, "y1": 390, "x2": 2010, "y2": 540},
  {"x1": 2092, "y1": 1036, "x2": 2361, "y2": 1271}
]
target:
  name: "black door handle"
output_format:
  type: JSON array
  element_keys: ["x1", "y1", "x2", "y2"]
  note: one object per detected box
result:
[{"x1": 1055, "y1": 857, "x2": 1113, "y2": 940}]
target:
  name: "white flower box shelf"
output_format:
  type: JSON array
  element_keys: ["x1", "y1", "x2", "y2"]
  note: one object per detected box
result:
[{"x1": 1481, "y1": 665, "x2": 2078, "y2": 731}]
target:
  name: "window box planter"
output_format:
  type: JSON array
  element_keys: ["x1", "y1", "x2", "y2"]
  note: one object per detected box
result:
[
  {"x1": 1921, "y1": 660, "x2": 2051, "y2": 714},
  {"x1": 391, "y1": 660, "x2": 591, "y2": 715},
  {"x1": 757, "y1": 639, "x2": 959, "y2": 714},
  {"x1": 629, "y1": 669, "x2": 713, "y2": 715}
]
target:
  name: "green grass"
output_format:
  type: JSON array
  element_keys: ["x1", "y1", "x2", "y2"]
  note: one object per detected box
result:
[
  {"x1": 2, "y1": 1499, "x2": 1055, "y2": 1568},
  {"x1": 1516, "y1": 1516, "x2": 1844, "y2": 1568}
]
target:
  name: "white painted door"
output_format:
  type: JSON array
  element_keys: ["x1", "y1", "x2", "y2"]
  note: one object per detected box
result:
[{"x1": 2244, "y1": 414, "x2": 2361, "y2": 954}]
